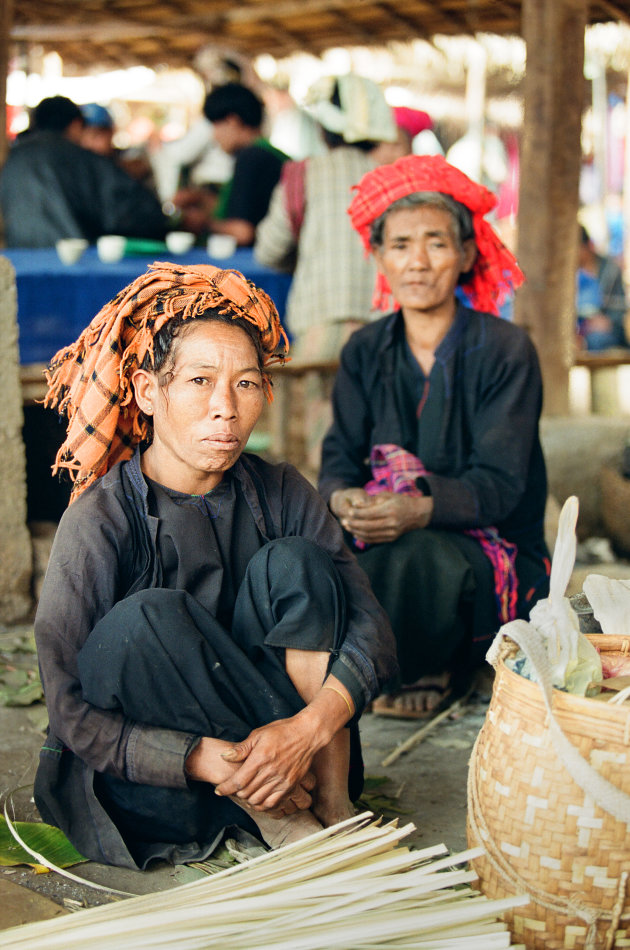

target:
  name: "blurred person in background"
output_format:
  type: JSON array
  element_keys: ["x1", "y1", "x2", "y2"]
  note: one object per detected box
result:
[
  {"x1": 150, "y1": 56, "x2": 245, "y2": 207},
  {"x1": 371, "y1": 106, "x2": 433, "y2": 165},
  {"x1": 0, "y1": 95, "x2": 169, "y2": 248},
  {"x1": 263, "y1": 76, "x2": 325, "y2": 161},
  {"x1": 80, "y1": 102, "x2": 156, "y2": 191},
  {"x1": 174, "y1": 83, "x2": 288, "y2": 247},
  {"x1": 576, "y1": 224, "x2": 629, "y2": 351},
  {"x1": 254, "y1": 78, "x2": 417, "y2": 472},
  {"x1": 80, "y1": 102, "x2": 116, "y2": 157}
]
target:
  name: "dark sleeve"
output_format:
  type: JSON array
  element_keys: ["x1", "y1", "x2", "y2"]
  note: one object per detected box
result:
[
  {"x1": 0, "y1": 137, "x2": 168, "y2": 247},
  {"x1": 34, "y1": 488, "x2": 195, "y2": 788},
  {"x1": 91, "y1": 153, "x2": 169, "y2": 240},
  {"x1": 278, "y1": 465, "x2": 398, "y2": 712},
  {"x1": 226, "y1": 148, "x2": 283, "y2": 226},
  {"x1": 426, "y1": 328, "x2": 544, "y2": 528},
  {"x1": 318, "y1": 336, "x2": 374, "y2": 503}
]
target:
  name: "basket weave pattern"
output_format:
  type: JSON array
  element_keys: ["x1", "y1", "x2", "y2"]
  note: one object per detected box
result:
[{"x1": 467, "y1": 642, "x2": 630, "y2": 950}]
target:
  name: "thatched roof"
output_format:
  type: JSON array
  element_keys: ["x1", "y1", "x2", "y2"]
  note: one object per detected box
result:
[{"x1": 10, "y1": 0, "x2": 630, "y2": 71}]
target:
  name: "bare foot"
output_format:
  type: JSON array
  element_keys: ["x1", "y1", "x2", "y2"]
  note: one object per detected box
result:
[
  {"x1": 372, "y1": 671, "x2": 452, "y2": 719},
  {"x1": 230, "y1": 798, "x2": 323, "y2": 849},
  {"x1": 312, "y1": 796, "x2": 356, "y2": 828}
]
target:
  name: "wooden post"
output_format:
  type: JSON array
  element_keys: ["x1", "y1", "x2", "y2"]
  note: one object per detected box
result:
[
  {"x1": 0, "y1": 258, "x2": 32, "y2": 621},
  {"x1": 515, "y1": 0, "x2": 587, "y2": 416},
  {"x1": 0, "y1": 0, "x2": 12, "y2": 168},
  {"x1": 623, "y1": 63, "x2": 630, "y2": 284}
]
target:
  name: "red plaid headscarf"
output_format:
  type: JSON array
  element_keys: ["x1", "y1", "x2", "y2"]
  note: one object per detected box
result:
[
  {"x1": 45, "y1": 261, "x2": 289, "y2": 500},
  {"x1": 347, "y1": 154, "x2": 524, "y2": 315}
]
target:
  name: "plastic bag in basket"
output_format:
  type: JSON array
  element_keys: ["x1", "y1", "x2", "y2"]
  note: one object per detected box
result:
[{"x1": 488, "y1": 496, "x2": 603, "y2": 696}]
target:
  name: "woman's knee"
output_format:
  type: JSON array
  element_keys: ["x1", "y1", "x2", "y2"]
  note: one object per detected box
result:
[
  {"x1": 78, "y1": 588, "x2": 203, "y2": 693},
  {"x1": 240, "y1": 538, "x2": 347, "y2": 651},
  {"x1": 250, "y1": 536, "x2": 336, "y2": 575}
]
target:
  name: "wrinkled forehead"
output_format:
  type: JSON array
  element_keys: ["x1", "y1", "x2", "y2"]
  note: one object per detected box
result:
[
  {"x1": 381, "y1": 202, "x2": 461, "y2": 240},
  {"x1": 370, "y1": 191, "x2": 474, "y2": 249}
]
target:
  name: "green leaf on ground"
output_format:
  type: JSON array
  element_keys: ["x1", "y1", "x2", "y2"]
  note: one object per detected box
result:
[
  {"x1": 357, "y1": 775, "x2": 410, "y2": 816},
  {"x1": 362, "y1": 775, "x2": 390, "y2": 792},
  {"x1": 0, "y1": 628, "x2": 37, "y2": 654},
  {"x1": 0, "y1": 664, "x2": 43, "y2": 707},
  {"x1": 0, "y1": 816, "x2": 86, "y2": 868}
]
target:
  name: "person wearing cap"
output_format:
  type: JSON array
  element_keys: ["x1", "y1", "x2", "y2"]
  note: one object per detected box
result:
[
  {"x1": 370, "y1": 106, "x2": 434, "y2": 165},
  {"x1": 80, "y1": 102, "x2": 157, "y2": 191},
  {"x1": 254, "y1": 74, "x2": 400, "y2": 470},
  {"x1": 0, "y1": 95, "x2": 168, "y2": 247},
  {"x1": 80, "y1": 102, "x2": 116, "y2": 156},
  {"x1": 318, "y1": 155, "x2": 550, "y2": 718},
  {"x1": 33, "y1": 261, "x2": 397, "y2": 868}
]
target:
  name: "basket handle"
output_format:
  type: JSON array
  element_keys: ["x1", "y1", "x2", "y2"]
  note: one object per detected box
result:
[{"x1": 492, "y1": 620, "x2": 630, "y2": 826}]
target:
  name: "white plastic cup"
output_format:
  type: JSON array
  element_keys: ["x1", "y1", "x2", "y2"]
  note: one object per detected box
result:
[
  {"x1": 207, "y1": 234, "x2": 237, "y2": 259},
  {"x1": 97, "y1": 235, "x2": 127, "y2": 263},
  {"x1": 55, "y1": 238, "x2": 88, "y2": 265},
  {"x1": 165, "y1": 230, "x2": 196, "y2": 255}
]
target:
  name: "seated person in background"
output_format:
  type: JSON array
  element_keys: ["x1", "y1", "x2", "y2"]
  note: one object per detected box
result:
[
  {"x1": 34, "y1": 261, "x2": 397, "y2": 869},
  {"x1": 577, "y1": 224, "x2": 628, "y2": 351},
  {"x1": 318, "y1": 155, "x2": 550, "y2": 719},
  {"x1": 80, "y1": 102, "x2": 156, "y2": 191},
  {"x1": 174, "y1": 83, "x2": 288, "y2": 247},
  {"x1": 80, "y1": 102, "x2": 116, "y2": 157},
  {"x1": 0, "y1": 96, "x2": 169, "y2": 248}
]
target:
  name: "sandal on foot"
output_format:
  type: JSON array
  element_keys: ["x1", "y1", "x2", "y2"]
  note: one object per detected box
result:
[{"x1": 371, "y1": 683, "x2": 453, "y2": 720}]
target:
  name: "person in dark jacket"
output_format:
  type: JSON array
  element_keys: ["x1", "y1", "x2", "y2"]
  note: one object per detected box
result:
[
  {"x1": 318, "y1": 155, "x2": 550, "y2": 719},
  {"x1": 34, "y1": 261, "x2": 397, "y2": 869},
  {"x1": 0, "y1": 95, "x2": 168, "y2": 247}
]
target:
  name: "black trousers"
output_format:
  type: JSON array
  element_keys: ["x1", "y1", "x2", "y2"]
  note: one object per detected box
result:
[
  {"x1": 75, "y1": 537, "x2": 362, "y2": 867},
  {"x1": 356, "y1": 528, "x2": 496, "y2": 689}
]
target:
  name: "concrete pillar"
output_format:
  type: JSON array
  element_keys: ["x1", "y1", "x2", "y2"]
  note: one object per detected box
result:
[
  {"x1": 0, "y1": 257, "x2": 33, "y2": 621},
  {"x1": 515, "y1": 0, "x2": 587, "y2": 416}
]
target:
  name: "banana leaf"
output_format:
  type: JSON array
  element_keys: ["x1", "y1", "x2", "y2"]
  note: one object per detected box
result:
[{"x1": 0, "y1": 816, "x2": 86, "y2": 868}]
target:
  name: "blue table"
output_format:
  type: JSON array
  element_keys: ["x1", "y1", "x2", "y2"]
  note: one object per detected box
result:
[{"x1": 2, "y1": 246, "x2": 292, "y2": 365}]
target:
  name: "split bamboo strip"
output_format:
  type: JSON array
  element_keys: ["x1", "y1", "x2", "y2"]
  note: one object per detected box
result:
[
  {"x1": 0, "y1": 813, "x2": 529, "y2": 949},
  {"x1": 3, "y1": 803, "x2": 134, "y2": 898}
]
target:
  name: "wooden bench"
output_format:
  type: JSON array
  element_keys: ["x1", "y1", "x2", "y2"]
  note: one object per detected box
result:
[
  {"x1": 20, "y1": 363, "x2": 48, "y2": 406},
  {"x1": 265, "y1": 359, "x2": 340, "y2": 470},
  {"x1": 573, "y1": 348, "x2": 630, "y2": 415}
]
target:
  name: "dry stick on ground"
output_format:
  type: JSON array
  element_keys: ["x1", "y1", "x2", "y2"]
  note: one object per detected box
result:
[{"x1": 381, "y1": 690, "x2": 474, "y2": 768}]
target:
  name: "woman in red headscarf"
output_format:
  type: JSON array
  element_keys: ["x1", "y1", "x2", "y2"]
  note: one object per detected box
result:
[
  {"x1": 33, "y1": 261, "x2": 397, "y2": 869},
  {"x1": 318, "y1": 155, "x2": 550, "y2": 718}
]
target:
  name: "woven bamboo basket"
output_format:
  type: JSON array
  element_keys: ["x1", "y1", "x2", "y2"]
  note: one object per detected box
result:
[{"x1": 467, "y1": 635, "x2": 630, "y2": 950}]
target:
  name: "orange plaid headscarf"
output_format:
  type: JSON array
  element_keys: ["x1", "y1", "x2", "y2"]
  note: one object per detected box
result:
[
  {"x1": 347, "y1": 154, "x2": 524, "y2": 316},
  {"x1": 45, "y1": 261, "x2": 289, "y2": 501}
]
